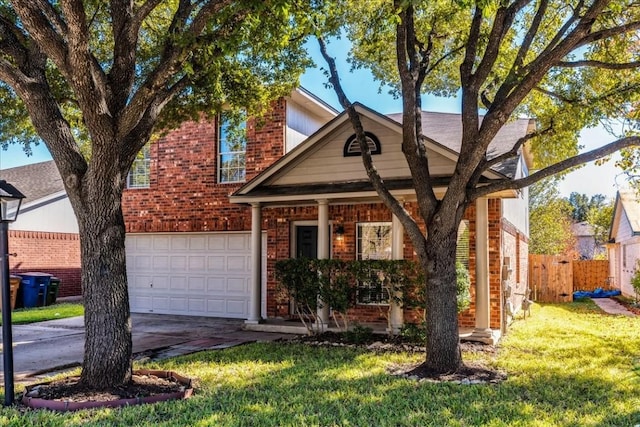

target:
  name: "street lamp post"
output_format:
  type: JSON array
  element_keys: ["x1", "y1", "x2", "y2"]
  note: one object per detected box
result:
[{"x1": 0, "y1": 180, "x2": 25, "y2": 406}]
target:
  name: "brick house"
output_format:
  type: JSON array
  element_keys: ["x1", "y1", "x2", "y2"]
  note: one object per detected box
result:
[
  {"x1": 3, "y1": 160, "x2": 81, "y2": 297},
  {"x1": 123, "y1": 88, "x2": 532, "y2": 342}
]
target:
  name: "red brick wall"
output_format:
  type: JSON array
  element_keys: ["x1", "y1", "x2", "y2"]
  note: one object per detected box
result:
[
  {"x1": 8, "y1": 230, "x2": 81, "y2": 297},
  {"x1": 123, "y1": 99, "x2": 286, "y2": 232},
  {"x1": 121, "y1": 99, "x2": 526, "y2": 332},
  {"x1": 262, "y1": 202, "x2": 504, "y2": 327}
]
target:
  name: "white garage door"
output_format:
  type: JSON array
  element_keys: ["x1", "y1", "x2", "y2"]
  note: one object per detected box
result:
[{"x1": 126, "y1": 232, "x2": 266, "y2": 318}]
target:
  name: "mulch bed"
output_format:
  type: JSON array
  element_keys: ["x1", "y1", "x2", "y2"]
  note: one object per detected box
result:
[
  {"x1": 26, "y1": 373, "x2": 184, "y2": 402},
  {"x1": 293, "y1": 331, "x2": 505, "y2": 384}
]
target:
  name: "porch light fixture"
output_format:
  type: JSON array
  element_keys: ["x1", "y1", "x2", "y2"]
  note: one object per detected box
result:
[
  {"x1": 0, "y1": 179, "x2": 25, "y2": 406},
  {"x1": 335, "y1": 224, "x2": 345, "y2": 242}
]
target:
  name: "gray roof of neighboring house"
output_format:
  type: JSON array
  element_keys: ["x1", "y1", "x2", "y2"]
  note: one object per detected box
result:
[
  {"x1": 571, "y1": 221, "x2": 595, "y2": 237},
  {"x1": 386, "y1": 111, "x2": 532, "y2": 178},
  {"x1": 0, "y1": 160, "x2": 64, "y2": 204}
]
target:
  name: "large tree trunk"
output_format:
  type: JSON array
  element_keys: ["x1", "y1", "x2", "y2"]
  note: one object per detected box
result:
[
  {"x1": 76, "y1": 175, "x2": 132, "y2": 389},
  {"x1": 422, "y1": 222, "x2": 462, "y2": 373}
]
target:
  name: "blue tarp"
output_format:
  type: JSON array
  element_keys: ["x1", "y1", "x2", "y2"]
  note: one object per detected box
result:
[{"x1": 573, "y1": 287, "x2": 621, "y2": 300}]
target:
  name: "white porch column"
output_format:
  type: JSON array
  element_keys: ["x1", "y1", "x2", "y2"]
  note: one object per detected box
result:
[
  {"x1": 389, "y1": 213, "x2": 404, "y2": 334},
  {"x1": 316, "y1": 199, "x2": 330, "y2": 326},
  {"x1": 246, "y1": 202, "x2": 262, "y2": 324},
  {"x1": 470, "y1": 197, "x2": 495, "y2": 343}
]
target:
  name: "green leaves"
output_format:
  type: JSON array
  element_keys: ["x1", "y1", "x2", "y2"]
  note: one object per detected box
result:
[{"x1": 529, "y1": 179, "x2": 575, "y2": 255}]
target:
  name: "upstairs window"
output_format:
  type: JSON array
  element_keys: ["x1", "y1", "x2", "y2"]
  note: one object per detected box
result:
[
  {"x1": 127, "y1": 144, "x2": 150, "y2": 189},
  {"x1": 218, "y1": 113, "x2": 247, "y2": 183}
]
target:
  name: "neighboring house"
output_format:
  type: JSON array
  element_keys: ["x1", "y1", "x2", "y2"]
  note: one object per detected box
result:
[
  {"x1": 123, "y1": 88, "x2": 532, "y2": 343},
  {"x1": 571, "y1": 221, "x2": 605, "y2": 259},
  {"x1": 608, "y1": 189, "x2": 640, "y2": 297},
  {"x1": 2, "y1": 160, "x2": 81, "y2": 297}
]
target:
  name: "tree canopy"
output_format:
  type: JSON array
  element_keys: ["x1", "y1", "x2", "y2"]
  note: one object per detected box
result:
[
  {"x1": 316, "y1": 0, "x2": 640, "y2": 374},
  {"x1": 0, "y1": 0, "x2": 314, "y2": 389}
]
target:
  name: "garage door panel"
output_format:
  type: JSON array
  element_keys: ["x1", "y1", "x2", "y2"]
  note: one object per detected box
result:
[
  {"x1": 188, "y1": 277, "x2": 205, "y2": 291},
  {"x1": 208, "y1": 235, "x2": 226, "y2": 250},
  {"x1": 132, "y1": 295, "x2": 152, "y2": 310},
  {"x1": 133, "y1": 236, "x2": 153, "y2": 250},
  {"x1": 227, "y1": 234, "x2": 248, "y2": 251},
  {"x1": 134, "y1": 255, "x2": 153, "y2": 270},
  {"x1": 152, "y1": 275, "x2": 169, "y2": 290},
  {"x1": 227, "y1": 278, "x2": 247, "y2": 294},
  {"x1": 153, "y1": 236, "x2": 170, "y2": 251},
  {"x1": 151, "y1": 296, "x2": 170, "y2": 310},
  {"x1": 188, "y1": 256, "x2": 206, "y2": 271},
  {"x1": 127, "y1": 232, "x2": 264, "y2": 319},
  {"x1": 190, "y1": 236, "x2": 207, "y2": 250},
  {"x1": 170, "y1": 276, "x2": 188, "y2": 291},
  {"x1": 227, "y1": 256, "x2": 246, "y2": 271},
  {"x1": 170, "y1": 256, "x2": 188, "y2": 271},
  {"x1": 226, "y1": 299, "x2": 248, "y2": 315},
  {"x1": 130, "y1": 274, "x2": 151, "y2": 289},
  {"x1": 207, "y1": 256, "x2": 225, "y2": 270},
  {"x1": 152, "y1": 256, "x2": 170, "y2": 271},
  {"x1": 171, "y1": 236, "x2": 189, "y2": 251},
  {"x1": 206, "y1": 298, "x2": 225, "y2": 314},
  {"x1": 207, "y1": 277, "x2": 225, "y2": 292}
]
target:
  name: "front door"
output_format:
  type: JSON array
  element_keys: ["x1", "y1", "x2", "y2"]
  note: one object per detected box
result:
[{"x1": 295, "y1": 225, "x2": 318, "y2": 259}]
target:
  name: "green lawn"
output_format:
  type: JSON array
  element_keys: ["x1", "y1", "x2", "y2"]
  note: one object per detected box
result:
[
  {"x1": 1, "y1": 303, "x2": 84, "y2": 325},
  {"x1": 1, "y1": 299, "x2": 639, "y2": 426}
]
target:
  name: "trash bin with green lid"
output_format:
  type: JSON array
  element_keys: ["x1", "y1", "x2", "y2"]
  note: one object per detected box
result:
[
  {"x1": 18, "y1": 273, "x2": 51, "y2": 308},
  {"x1": 46, "y1": 277, "x2": 61, "y2": 306}
]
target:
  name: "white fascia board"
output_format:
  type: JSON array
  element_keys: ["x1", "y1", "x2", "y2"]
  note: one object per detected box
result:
[{"x1": 18, "y1": 190, "x2": 68, "y2": 212}]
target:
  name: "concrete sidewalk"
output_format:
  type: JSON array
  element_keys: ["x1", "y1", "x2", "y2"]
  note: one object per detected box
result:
[
  {"x1": 591, "y1": 298, "x2": 637, "y2": 316},
  {"x1": 0, "y1": 313, "x2": 292, "y2": 383}
]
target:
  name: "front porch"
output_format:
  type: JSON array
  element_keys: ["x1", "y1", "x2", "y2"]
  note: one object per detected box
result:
[{"x1": 239, "y1": 197, "x2": 502, "y2": 345}]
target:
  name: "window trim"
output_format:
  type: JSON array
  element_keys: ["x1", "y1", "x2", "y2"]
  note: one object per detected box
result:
[
  {"x1": 218, "y1": 115, "x2": 247, "y2": 184},
  {"x1": 356, "y1": 222, "x2": 393, "y2": 305},
  {"x1": 127, "y1": 145, "x2": 151, "y2": 189}
]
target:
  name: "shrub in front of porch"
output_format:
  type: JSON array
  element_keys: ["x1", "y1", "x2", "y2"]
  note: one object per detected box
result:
[{"x1": 275, "y1": 258, "x2": 470, "y2": 336}]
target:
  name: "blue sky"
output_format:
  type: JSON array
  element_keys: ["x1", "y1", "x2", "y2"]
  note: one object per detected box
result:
[{"x1": 0, "y1": 37, "x2": 626, "y2": 200}]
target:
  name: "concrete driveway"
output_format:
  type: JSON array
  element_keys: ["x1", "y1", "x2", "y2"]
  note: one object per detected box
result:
[{"x1": 0, "y1": 313, "x2": 291, "y2": 383}]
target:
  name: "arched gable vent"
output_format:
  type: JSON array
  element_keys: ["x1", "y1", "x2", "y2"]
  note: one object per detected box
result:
[{"x1": 343, "y1": 132, "x2": 381, "y2": 157}]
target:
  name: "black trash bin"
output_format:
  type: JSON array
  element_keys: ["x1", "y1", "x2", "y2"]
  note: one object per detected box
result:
[{"x1": 46, "y1": 277, "x2": 61, "y2": 306}]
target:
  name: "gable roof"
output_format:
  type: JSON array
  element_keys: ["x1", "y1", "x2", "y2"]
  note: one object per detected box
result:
[
  {"x1": 232, "y1": 103, "x2": 532, "y2": 203},
  {"x1": 386, "y1": 111, "x2": 534, "y2": 177},
  {"x1": 610, "y1": 190, "x2": 640, "y2": 240},
  {"x1": 0, "y1": 160, "x2": 64, "y2": 204}
]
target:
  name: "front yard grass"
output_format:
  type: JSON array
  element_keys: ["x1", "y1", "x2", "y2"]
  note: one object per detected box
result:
[
  {"x1": 2, "y1": 299, "x2": 639, "y2": 426},
  {"x1": 1, "y1": 303, "x2": 84, "y2": 325}
]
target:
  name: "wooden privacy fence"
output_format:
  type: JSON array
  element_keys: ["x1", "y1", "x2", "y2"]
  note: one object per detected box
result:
[{"x1": 528, "y1": 255, "x2": 611, "y2": 303}]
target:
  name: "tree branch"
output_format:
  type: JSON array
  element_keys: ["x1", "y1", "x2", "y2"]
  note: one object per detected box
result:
[
  {"x1": 576, "y1": 20, "x2": 640, "y2": 48},
  {"x1": 118, "y1": 0, "x2": 236, "y2": 140},
  {"x1": 10, "y1": 0, "x2": 68, "y2": 67},
  {"x1": 317, "y1": 35, "x2": 425, "y2": 255},
  {"x1": 513, "y1": 0, "x2": 548, "y2": 71},
  {"x1": 470, "y1": 136, "x2": 640, "y2": 199},
  {"x1": 556, "y1": 59, "x2": 640, "y2": 70}
]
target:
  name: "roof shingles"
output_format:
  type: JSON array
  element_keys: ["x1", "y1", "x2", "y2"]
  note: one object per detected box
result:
[{"x1": 0, "y1": 160, "x2": 64, "y2": 203}]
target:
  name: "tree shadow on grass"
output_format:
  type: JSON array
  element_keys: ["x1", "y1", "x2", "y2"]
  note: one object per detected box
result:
[{"x1": 17, "y1": 342, "x2": 637, "y2": 427}]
